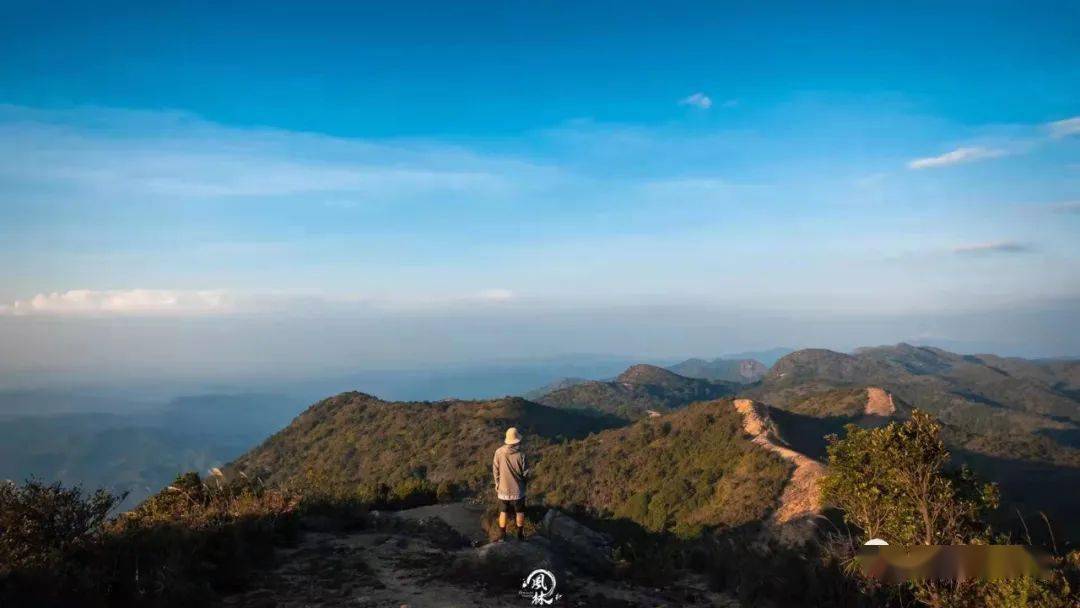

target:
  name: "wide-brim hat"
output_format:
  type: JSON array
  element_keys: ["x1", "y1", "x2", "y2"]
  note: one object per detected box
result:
[{"x1": 504, "y1": 427, "x2": 522, "y2": 445}]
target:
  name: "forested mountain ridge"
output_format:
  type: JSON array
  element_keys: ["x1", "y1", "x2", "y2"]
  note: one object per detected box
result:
[
  {"x1": 231, "y1": 392, "x2": 800, "y2": 541},
  {"x1": 229, "y1": 392, "x2": 624, "y2": 496},
  {"x1": 535, "y1": 364, "x2": 738, "y2": 419},
  {"x1": 667, "y1": 357, "x2": 768, "y2": 383},
  {"x1": 531, "y1": 398, "x2": 794, "y2": 538},
  {"x1": 746, "y1": 344, "x2": 1080, "y2": 540},
  {"x1": 761, "y1": 344, "x2": 1080, "y2": 426}
]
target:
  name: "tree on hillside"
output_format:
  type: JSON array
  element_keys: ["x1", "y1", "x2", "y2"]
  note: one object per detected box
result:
[
  {"x1": 821, "y1": 410, "x2": 998, "y2": 546},
  {"x1": 821, "y1": 411, "x2": 1076, "y2": 607}
]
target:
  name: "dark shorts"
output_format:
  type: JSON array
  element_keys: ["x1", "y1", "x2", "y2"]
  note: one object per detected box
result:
[{"x1": 499, "y1": 498, "x2": 525, "y2": 514}]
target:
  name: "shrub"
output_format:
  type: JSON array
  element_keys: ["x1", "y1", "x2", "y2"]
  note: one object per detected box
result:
[
  {"x1": 0, "y1": 479, "x2": 122, "y2": 606},
  {"x1": 0, "y1": 473, "x2": 299, "y2": 607},
  {"x1": 822, "y1": 410, "x2": 998, "y2": 545},
  {"x1": 821, "y1": 411, "x2": 1077, "y2": 607}
]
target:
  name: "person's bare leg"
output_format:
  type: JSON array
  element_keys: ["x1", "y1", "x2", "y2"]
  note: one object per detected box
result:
[
  {"x1": 515, "y1": 512, "x2": 526, "y2": 540},
  {"x1": 498, "y1": 511, "x2": 508, "y2": 540}
]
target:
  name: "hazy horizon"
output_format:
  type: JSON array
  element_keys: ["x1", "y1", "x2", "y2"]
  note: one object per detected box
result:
[{"x1": 3, "y1": 302, "x2": 1078, "y2": 395}]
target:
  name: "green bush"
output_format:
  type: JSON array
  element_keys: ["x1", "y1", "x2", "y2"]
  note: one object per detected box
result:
[
  {"x1": 0, "y1": 473, "x2": 299, "y2": 607},
  {"x1": 821, "y1": 411, "x2": 1076, "y2": 607},
  {"x1": 0, "y1": 480, "x2": 121, "y2": 606}
]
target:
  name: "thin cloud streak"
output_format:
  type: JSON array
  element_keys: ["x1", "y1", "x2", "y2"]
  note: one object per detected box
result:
[
  {"x1": 908, "y1": 146, "x2": 1007, "y2": 169},
  {"x1": 0, "y1": 105, "x2": 535, "y2": 203},
  {"x1": 1047, "y1": 116, "x2": 1080, "y2": 138},
  {"x1": 0, "y1": 289, "x2": 232, "y2": 316},
  {"x1": 952, "y1": 241, "x2": 1032, "y2": 255},
  {"x1": 0, "y1": 288, "x2": 522, "y2": 317}
]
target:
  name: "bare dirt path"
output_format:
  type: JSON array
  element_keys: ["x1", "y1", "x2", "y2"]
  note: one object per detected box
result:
[
  {"x1": 864, "y1": 387, "x2": 896, "y2": 416},
  {"x1": 733, "y1": 399, "x2": 826, "y2": 545}
]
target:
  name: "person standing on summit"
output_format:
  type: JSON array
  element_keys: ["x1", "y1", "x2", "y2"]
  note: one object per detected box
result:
[{"x1": 492, "y1": 427, "x2": 529, "y2": 541}]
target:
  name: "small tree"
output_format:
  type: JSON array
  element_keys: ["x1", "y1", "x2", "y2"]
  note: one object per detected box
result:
[
  {"x1": 0, "y1": 480, "x2": 122, "y2": 602},
  {"x1": 820, "y1": 411, "x2": 1053, "y2": 608},
  {"x1": 821, "y1": 410, "x2": 998, "y2": 546}
]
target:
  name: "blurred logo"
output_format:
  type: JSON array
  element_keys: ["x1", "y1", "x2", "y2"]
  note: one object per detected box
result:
[
  {"x1": 520, "y1": 568, "x2": 561, "y2": 605},
  {"x1": 856, "y1": 545, "x2": 1050, "y2": 581}
]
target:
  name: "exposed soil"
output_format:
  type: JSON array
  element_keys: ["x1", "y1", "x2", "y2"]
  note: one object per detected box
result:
[
  {"x1": 864, "y1": 387, "x2": 896, "y2": 416},
  {"x1": 733, "y1": 399, "x2": 826, "y2": 545}
]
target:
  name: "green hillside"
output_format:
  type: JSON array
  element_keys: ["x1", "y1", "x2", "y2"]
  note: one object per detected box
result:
[
  {"x1": 537, "y1": 364, "x2": 738, "y2": 419},
  {"x1": 753, "y1": 345, "x2": 1080, "y2": 461},
  {"x1": 748, "y1": 344, "x2": 1080, "y2": 539},
  {"x1": 229, "y1": 391, "x2": 787, "y2": 540},
  {"x1": 229, "y1": 392, "x2": 624, "y2": 498},
  {"x1": 530, "y1": 399, "x2": 791, "y2": 538},
  {"x1": 668, "y1": 357, "x2": 768, "y2": 383}
]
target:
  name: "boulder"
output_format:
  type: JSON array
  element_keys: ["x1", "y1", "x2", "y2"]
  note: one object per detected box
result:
[
  {"x1": 539, "y1": 509, "x2": 615, "y2": 576},
  {"x1": 453, "y1": 536, "x2": 562, "y2": 589},
  {"x1": 409, "y1": 515, "x2": 469, "y2": 549}
]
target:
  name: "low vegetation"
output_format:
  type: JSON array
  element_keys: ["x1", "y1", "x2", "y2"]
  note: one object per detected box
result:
[
  {"x1": 531, "y1": 399, "x2": 791, "y2": 538},
  {"x1": 537, "y1": 364, "x2": 737, "y2": 419},
  {"x1": 0, "y1": 472, "x2": 298, "y2": 607},
  {"x1": 231, "y1": 392, "x2": 623, "y2": 498}
]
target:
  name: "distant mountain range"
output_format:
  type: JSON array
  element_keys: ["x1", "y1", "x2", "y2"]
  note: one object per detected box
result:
[
  {"x1": 716, "y1": 347, "x2": 795, "y2": 367},
  {"x1": 667, "y1": 357, "x2": 768, "y2": 383},
  {"x1": 535, "y1": 364, "x2": 739, "y2": 419}
]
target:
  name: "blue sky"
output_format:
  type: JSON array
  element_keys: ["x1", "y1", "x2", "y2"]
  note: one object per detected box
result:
[{"x1": 1, "y1": 1, "x2": 1079, "y2": 379}]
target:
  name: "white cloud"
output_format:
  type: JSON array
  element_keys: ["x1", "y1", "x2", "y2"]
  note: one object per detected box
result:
[
  {"x1": 952, "y1": 241, "x2": 1032, "y2": 255},
  {"x1": 907, "y1": 146, "x2": 1007, "y2": 169},
  {"x1": 1047, "y1": 116, "x2": 1080, "y2": 138},
  {"x1": 0, "y1": 289, "x2": 232, "y2": 316},
  {"x1": 0, "y1": 287, "x2": 525, "y2": 316},
  {"x1": 474, "y1": 288, "x2": 515, "y2": 302},
  {"x1": 678, "y1": 93, "x2": 713, "y2": 110}
]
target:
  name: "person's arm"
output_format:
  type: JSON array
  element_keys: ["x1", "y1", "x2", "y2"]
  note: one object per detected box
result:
[
  {"x1": 521, "y1": 452, "x2": 529, "y2": 479},
  {"x1": 492, "y1": 451, "x2": 500, "y2": 489}
]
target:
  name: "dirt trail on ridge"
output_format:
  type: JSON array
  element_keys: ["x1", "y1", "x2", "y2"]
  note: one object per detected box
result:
[{"x1": 733, "y1": 399, "x2": 826, "y2": 545}]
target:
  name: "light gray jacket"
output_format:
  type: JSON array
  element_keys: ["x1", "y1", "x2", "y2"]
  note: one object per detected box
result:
[{"x1": 492, "y1": 444, "x2": 528, "y2": 500}]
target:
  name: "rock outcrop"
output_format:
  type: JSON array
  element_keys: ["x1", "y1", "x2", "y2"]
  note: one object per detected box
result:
[
  {"x1": 539, "y1": 509, "x2": 616, "y2": 576},
  {"x1": 459, "y1": 535, "x2": 562, "y2": 582}
]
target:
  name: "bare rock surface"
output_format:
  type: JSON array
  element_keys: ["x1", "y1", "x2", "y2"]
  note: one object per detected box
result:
[
  {"x1": 396, "y1": 502, "x2": 488, "y2": 544},
  {"x1": 220, "y1": 506, "x2": 736, "y2": 607},
  {"x1": 540, "y1": 509, "x2": 615, "y2": 576}
]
